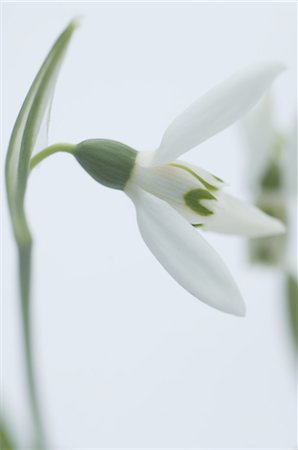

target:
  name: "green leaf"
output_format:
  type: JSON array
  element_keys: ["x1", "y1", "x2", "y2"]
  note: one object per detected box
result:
[
  {"x1": 5, "y1": 19, "x2": 78, "y2": 246},
  {"x1": 5, "y1": 20, "x2": 78, "y2": 447}
]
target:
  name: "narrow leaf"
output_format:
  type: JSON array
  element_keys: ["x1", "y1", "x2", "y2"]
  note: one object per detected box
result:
[
  {"x1": 4, "y1": 20, "x2": 78, "y2": 447},
  {"x1": 5, "y1": 19, "x2": 78, "y2": 245}
]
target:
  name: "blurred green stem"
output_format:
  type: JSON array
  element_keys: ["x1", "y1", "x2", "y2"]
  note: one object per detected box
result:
[
  {"x1": 18, "y1": 243, "x2": 45, "y2": 448},
  {"x1": 22, "y1": 142, "x2": 75, "y2": 447},
  {"x1": 5, "y1": 20, "x2": 78, "y2": 448},
  {"x1": 0, "y1": 417, "x2": 15, "y2": 450},
  {"x1": 286, "y1": 272, "x2": 298, "y2": 351}
]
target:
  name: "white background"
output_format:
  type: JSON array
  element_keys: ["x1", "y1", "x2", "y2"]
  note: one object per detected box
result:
[{"x1": 2, "y1": 2, "x2": 297, "y2": 449}]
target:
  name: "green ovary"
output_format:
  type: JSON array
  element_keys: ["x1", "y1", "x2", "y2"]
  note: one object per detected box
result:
[
  {"x1": 184, "y1": 188, "x2": 216, "y2": 216},
  {"x1": 74, "y1": 139, "x2": 137, "y2": 190}
]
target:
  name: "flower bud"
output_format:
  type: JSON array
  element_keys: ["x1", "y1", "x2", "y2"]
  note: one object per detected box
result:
[{"x1": 74, "y1": 139, "x2": 137, "y2": 190}]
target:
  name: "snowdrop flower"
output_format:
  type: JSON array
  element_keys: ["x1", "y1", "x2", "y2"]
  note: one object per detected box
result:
[
  {"x1": 241, "y1": 95, "x2": 297, "y2": 350},
  {"x1": 241, "y1": 94, "x2": 296, "y2": 266},
  {"x1": 241, "y1": 94, "x2": 287, "y2": 265},
  {"x1": 70, "y1": 63, "x2": 286, "y2": 317}
]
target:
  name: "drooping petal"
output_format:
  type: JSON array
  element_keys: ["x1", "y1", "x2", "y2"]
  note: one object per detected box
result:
[
  {"x1": 200, "y1": 191, "x2": 286, "y2": 237},
  {"x1": 151, "y1": 62, "x2": 285, "y2": 166},
  {"x1": 126, "y1": 185, "x2": 246, "y2": 316}
]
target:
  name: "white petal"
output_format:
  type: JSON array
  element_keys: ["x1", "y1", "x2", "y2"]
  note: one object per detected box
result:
[
  {"x1": 136, "y1": 150, "x2": 156, "y2": 167},
  {"x1": 152, "y1": 62, "x2": 285, "y2": 165},
  {"x1": 130, "y1": 157, "x2": 223, "y2": 217},
  {"x1": 241, "y1": 94, "x2": 276, "y2": 188},
  {"x1": 131, "y1": 158, "x2": 286, "y2": 236},
  {"x1": 202, "y1": 191, "x2": 286, "y2": 237},
  {"x1": 126, "y1": 185, "x2": 246, "y2": 316}
]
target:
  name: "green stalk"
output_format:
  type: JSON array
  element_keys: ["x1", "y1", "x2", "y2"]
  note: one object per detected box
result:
[
  {"x1": 18, "y1": 244, "x2": 45, "y2": 447},
  {"x1": 17, "y1": 140, "x2": 75, "y2": 446},
  {"x1": 30, "y1": 143, "x2": 75, "y2": 171},
  {"x1": 5, "y1": 20, "x2": 78, "y2": 448}
]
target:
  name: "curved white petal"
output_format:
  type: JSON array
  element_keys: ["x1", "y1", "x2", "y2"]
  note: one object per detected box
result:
[
  {"x1": 126, "y1": 185, "x2": 246, "y2": 316},
  {"x1": 152, "y1": 62, "x2": 285, "y2": 165},
  {"x1": 202, "y1": 191, "x2": 286, "y2": 237}
]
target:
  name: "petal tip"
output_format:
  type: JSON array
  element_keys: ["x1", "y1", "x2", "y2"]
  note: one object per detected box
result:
[
  {"x1": 272, "y1": 62, "x2": 287, "y2": 78},
  {"x1": 233, "y1": 301, "x2": 246, "y2": 317},
  {"x1": 259, "y1": 61, "x2": 286, "y2": 73},
  {"x1": 246, "y1": 61, "x2": 286, "y2": 89},
  {"x1": 263, "y1": 217, "x2": 286, "y2": 237},
  {"x1": 262, "y1": 61, "x2": 287, "y2": 80},
  {"x1": 70, "y1": 16, "x2": 83, "y2": 29},
  {"x1": 223, "y1": 294, "x2": 246, "y2": 317},
  {"x1": 269, "y1": 61, "x2": 286, "y2": 70},
  {"x1": 275, "y1": 220, "x2": 286, "y2": 234}
]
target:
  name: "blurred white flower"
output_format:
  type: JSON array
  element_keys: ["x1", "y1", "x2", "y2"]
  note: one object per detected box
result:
[
  {"x1": 242, "y1": 94, "x2": 297, "y2": 197},
  {"x1": 241, "y1": 86, "x2": 297, "y2": 350},
  {"x1": 241, "y1": 91, "x2": 296, "y2": 267}
]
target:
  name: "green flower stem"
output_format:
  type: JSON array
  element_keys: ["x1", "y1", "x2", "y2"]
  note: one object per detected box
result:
[
  {"x1": 5, "y1": 20, "x2": 77, "y2": 448},
  {"x1": 18, "y1": 243, "x2": 45, "y2": 448},
  {"x1": 286, "y1": 273, "x2": 298, "y2": 352},
  {"x1": 30, "y1": 143, "x2": 76, "y2": 171},
  {"x1": 18, "y1": 143, "x2": 75, "y2": 448},
  {"x1": 24, "y1": 143, "x2": 74, "y2": 447},
  {"x1": 18, "y1": 142, "x2": 75, "y2": 448}
]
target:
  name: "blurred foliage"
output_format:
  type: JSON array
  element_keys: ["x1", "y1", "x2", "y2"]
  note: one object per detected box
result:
[
  {"x1": 260, "y1": 135, "x2": 285, "y2": 191},
  {"x1": 243, "y1": 98, "x2": 297, "y2": 355},
  {"x1": 247, "y1": 133, "x2": 287, "y2": 267},
  {"x1": 0, "y1": 420, "x2": 15, "y2": 450},
  {"x1": 286, "y1": 273, "x2": 298, "y2": 351},
  {"x1": 249, "y1": 191, "x2": 287, "y2": 266},
  {"x1": 260, "y1": 159, "x2": 282, "y2": 191}
]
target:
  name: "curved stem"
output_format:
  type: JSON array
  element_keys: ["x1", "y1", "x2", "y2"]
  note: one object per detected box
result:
[
  {"x1": 30, "y1": 143, "x2": 76, "y2": 171},
  {"x1": 18, "y1": 243, "x2": 46, "y2": 447},
  {"x1": 24, "y1": 142, "x2": 75, "y2": 447}
]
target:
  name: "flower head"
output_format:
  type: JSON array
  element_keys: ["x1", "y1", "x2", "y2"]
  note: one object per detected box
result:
[{"x1": 73, "y1": 62, "x2": 285, "y2": 316}]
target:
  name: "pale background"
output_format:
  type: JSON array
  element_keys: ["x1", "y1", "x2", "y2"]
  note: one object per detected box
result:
[{"x1": 2, "y1": 2, "x2": 297, "y2": 449}]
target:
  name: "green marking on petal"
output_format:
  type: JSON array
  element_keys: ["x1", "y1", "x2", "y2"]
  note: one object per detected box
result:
[
  {"x1": 192, "y1": 223, "x2": 203, "y2": 228},
  {"x1": 184, "y1": 188, "x2": 216, "y2": 216},
  {"x1": 213, "y1": 174, "x2": 224, "y2": 183},
  {"x1": 169, "y1": 163, "x2": 219, "y2": 191}
]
